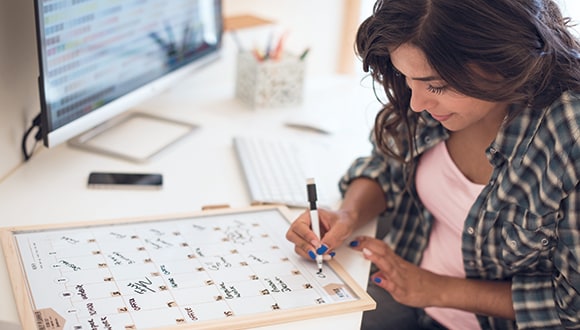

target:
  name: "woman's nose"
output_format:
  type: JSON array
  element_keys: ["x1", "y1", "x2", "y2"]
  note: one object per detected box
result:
[{"x1": 408, "y1": 83, "x2": 436, "y2": 113}]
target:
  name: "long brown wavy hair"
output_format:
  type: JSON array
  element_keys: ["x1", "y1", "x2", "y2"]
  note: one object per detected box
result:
[{"x1": 356, "y1": 0, "x2": 580, "y2": 163}]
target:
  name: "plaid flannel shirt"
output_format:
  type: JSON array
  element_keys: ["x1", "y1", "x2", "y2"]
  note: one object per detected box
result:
[{"x1": 339, "y1": 92, "x2": 580, "y2": 329}]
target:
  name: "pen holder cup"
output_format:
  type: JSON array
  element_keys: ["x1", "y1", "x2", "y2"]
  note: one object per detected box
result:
[{"x1": 235, "y1": 52, "x2": 305, "y2": 109}]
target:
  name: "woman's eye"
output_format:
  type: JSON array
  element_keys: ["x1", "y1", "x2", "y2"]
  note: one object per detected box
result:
[{"x1": 427, "y1": 85, "x2": 447, "y2": 95}]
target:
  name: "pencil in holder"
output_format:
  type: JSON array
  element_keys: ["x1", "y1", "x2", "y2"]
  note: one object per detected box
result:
[{"x1": 235, "y1": 52, "x2": 305, "y2": 109}]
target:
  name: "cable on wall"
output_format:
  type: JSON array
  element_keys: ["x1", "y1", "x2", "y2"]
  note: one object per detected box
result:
[{"x1": 21, "y1": 113, "x2": 42, "y2": 161}]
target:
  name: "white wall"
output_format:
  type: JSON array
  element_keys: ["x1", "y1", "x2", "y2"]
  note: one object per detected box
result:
[
  {"x1": 222, "y1": 0, "x2": 347, "y2": 76},
  {"x1": 557, "y1": 0, "x2": 580, "y2": 37},
  {"x1": 558, "y1": 0, "x2": 580, "y2": 17},
  {"x1": 0, "y1": 1, "x2": 39, "y2": 180}
]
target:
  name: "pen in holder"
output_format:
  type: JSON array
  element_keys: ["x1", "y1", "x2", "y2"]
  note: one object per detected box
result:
[{"x1": 235, "y1": 51, "x2": 305, "y2": 109}]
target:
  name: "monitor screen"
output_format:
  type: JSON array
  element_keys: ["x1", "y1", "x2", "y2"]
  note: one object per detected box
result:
[{"x1": 34, "y1": 0, "x2": 223, "y2": 148}]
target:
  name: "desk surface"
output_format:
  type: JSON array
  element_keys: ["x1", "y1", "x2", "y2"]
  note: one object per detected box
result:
[{"x1": 0, "y1": 53, "x2": 381, "y2": 329}]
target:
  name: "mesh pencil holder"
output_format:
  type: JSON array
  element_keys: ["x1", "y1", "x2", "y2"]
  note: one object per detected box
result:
[{"x1": 235, "y1": 52, "x2": 305, "y2": 109}]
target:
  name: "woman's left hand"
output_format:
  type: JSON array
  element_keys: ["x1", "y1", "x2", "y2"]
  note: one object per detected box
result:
[{"x1": 350, "y1": 236, "x2": 443, "y2": 308}]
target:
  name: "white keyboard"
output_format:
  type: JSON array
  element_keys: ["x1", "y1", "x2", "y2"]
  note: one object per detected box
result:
[{"x1": 233, "y1": 136, "x2": 334, "y2": 208}]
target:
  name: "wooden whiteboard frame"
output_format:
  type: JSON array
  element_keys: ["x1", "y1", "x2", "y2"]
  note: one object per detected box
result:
[{"x1": 1, "y1": 205, "x2": 375, "y2": 329}]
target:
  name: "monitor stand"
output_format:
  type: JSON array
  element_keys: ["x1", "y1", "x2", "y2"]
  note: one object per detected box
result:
[{"x1": 67, "y1": 112, "x2": 198, "y2": 163}]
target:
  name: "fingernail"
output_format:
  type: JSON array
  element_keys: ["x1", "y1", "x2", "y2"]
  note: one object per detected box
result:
[
  {"x1": 308, "y1": 250, "x2": 317, "y2": 260},
  {"x1": 316, "y1": 245, "x2": 328, "y2": 254},
  {"x1": 373, "y1": 277, "x2": 382, "y2": 284},
  {"x1": 323, "y1": 252, "x2": 336, "y2": 261},
  {"x1": 362, "y1": 248, "x2": 373, "y2": 256},
  {"x1": 349, "y1": 240, "x2": 359, "y2": 247}
]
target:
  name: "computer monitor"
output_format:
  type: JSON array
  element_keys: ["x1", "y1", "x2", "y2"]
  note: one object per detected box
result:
[{"x1": 33, "y1": 0, "x2": 223, "y2": 162}]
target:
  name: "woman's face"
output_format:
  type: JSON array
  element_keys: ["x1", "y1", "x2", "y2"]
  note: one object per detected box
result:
[{"x1": 390, "y1": 43, "x2": 507, "y2": 132}]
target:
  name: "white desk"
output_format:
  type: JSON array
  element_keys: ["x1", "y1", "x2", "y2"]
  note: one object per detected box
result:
[{"x1": 0, "y1": 53, "x2": 380, "y2": 329}]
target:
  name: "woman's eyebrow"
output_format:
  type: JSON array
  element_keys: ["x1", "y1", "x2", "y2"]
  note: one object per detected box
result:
[
  {"x1": 412, "y1": 75, "x2": 441, "y2": 82},
  {"x1": 392, "y1": 65, "x2": 441, "y2": 81}
]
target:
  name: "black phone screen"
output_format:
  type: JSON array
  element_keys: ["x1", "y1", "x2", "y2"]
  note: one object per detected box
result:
[{"x1": 88, "y1": 172, "x2": 163, "y2": 188}]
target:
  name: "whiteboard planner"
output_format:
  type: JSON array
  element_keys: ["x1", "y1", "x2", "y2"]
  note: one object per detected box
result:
[{"x1": 1, "y1": 206, "x2": 375, "y2": 329}]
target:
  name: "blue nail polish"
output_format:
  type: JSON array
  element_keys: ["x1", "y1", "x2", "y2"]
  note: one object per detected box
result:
[
  {"x1": 330, "y1": 251, "x2": 336, "y2": 257},
  {"x1": 316, "y1": 245, "x2": 328, "y2": 254},
  {"x1": 374, "y1": 277, "x2": 382, "y2": 284},
  {"x1": 308, "y1": 250, "x2": 317, "y2": 260},
  {"x1": 349, "y1": 240, "x2": 359, "y2": 247}
]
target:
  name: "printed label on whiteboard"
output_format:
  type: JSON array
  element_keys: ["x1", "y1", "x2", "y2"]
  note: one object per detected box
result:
[{"x1": 34, "y1": 308, "x2": 65, "y2": 330}]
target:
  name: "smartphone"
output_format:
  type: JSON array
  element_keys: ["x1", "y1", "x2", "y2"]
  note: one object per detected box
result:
[{"x1": 87, "y1": 172, "x2": 163, "y2": 189}]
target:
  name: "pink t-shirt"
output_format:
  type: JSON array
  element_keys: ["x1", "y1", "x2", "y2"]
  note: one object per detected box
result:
[{"x1": 416, "y1": 141, "x2": 484, "y2": 330}]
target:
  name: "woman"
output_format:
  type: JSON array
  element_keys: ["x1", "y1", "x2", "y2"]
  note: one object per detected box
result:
[{"x1": 286, "y1": 0, "x2": 580, "y2": 329}]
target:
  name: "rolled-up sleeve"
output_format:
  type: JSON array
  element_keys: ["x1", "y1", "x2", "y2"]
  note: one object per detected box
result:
[
  {"x1": 338, "y1": 136, "x2": 398, "y2": 211},
  {"x1": 512, "y1": 188, "x2": 580, "y2": 329}
]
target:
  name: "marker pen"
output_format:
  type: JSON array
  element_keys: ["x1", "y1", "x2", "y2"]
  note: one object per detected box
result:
[{"x1": 306, "y1": 178, "x2": 323, "y2": 273}]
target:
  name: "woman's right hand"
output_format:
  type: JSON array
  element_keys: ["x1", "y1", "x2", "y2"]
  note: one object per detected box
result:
[{"x1": 285, "y1": 208, "x2": 357, "y2": 261}]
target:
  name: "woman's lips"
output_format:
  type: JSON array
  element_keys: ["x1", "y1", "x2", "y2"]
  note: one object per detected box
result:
[{"x1": 430, "y1": 113, "x2": 452, "y2": 122}]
